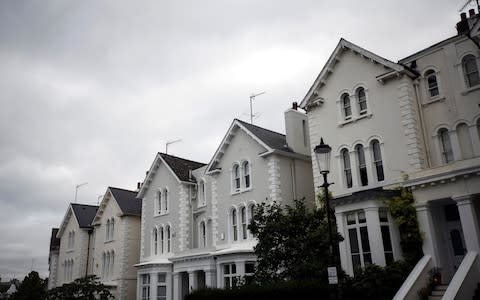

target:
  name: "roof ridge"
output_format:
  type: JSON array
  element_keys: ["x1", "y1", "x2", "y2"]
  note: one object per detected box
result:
[
  {"x1": 70, "y1": 203, "x2": 99, "y2": 208},
  {"x1": 235, "y1": 119, "x2": 285, "y2": 137},
  {"x1": 108, "y1": 186, "x2": 137, "y2": 193},
  {"x1": 158, "y1": 152, "x2": 206, "y2": 166}
]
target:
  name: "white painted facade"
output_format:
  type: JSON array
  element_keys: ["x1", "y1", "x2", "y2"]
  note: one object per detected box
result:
[
  {"x1": 91, "y1": 188, "x2": 141, "y2": 300},
  {"x1": 136, "y1": 115, "x2": 314, "y2": 300}
]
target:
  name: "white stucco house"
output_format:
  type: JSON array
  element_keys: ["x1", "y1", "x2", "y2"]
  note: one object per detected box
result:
[
  {"x1": 135, "y1": 111, "x2": 314, "y2": 300},
  {"x1": 48, "y1": 228, "x2": 60, "y2": 289},
  {"x1": 55, "y1": 203, "x2": 98, "y2": 286},
  {"x1": 300, "y1": 8, "x2": 480, "y2": 300},
  {"x1": 91, "y1": 187, "x2": 142, "y2": 300}
]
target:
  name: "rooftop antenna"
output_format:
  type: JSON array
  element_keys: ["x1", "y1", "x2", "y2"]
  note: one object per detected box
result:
[
  {"x1": 459, "y1": 0, "x2": 480, "y2": 12},
  {"x1": 166, "y1": 139, "x2": 182, "y2": 154},
  {"x1": 74, "y1": 182, "x2": 88, "y2": 203},
  {"x1": 249, "y1": 91, "x2": 266, "y2": 124}
]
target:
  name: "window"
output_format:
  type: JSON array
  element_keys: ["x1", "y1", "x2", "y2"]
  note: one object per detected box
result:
[
  {"x1": 163, "y1": 189, "x2": 168, "y2": 212},
  {"x1": 68, "y1": 231, "x2": 75, "y2": 249},
  {"x1": 342, "y1": 93, "x2": 352, "y2": 120},
  {"x1": 371, "y1": 140, "x2": 384, "y2": 182},
  {"x1": 477, "y1": 119, "x2": 480, "y2": 143},
  {"x1": 346, "y1": 211, "x2": 371, "y2": 270},
  {"x1": 200, "y1": 221, "x2": 207, "y2": 248},
  {"x1": 242, "y1": 161, "x2": 250, "y2": 189},
  {"x1": 109, "y1": 251, "x2": 115, "y2": 279},
  {"x1": 102, "y1": 253, "x2": 106, "y2": 278},
  {"x1": 244, "y1": 262, "x2": 255, "y2": 284},
  {"x1": 241, "y1": 207, "x2": 247, "y2": 240},
  {"x1": 425, "y1": 70, "x2": 439, "y2": 97},
  {"x1": 110, "y1": 218, "x2": 114, "y2": 240},
  {"x1": 153, "y1": 228, "x2": 158, "y2": 255},
  {"x1": 157, "y1": 273, "x2": 167, "y2": 300},
  {"x1": 379, "y1": 209, "x2": 394, "y2": 264},
  {"x1": 199, "y1": 180, "x2": 206, "y2": 206},
  {"x1": 462, "y1": 54, "x2": 480, "y2": 88},
  {"x1": 341, "y1": 149, "x2": 353, "y2": 188},
  {"x1": 231, "y1": 208, "x2": 238, "y2": 241},
  {"x1": 457, "y1": 123, "x2": 474, "y2": 159},
  {"x1": 355, "y1": 144, "x2": 368, "y2": 186},
  {"x1": 166, "y1": 226, "x2": 171, "y2": 253},
  {"x1": 106, "y1": 252, "x2": 110, "y2": 279},
  {"x1": 356, "y1": 88, "x2": 367, "y2": 115},
  {"x1": 160, "y1": 227, "x2": 164, "y2": 254},
  {"x1": 232, "y1": 164, "x2": 241, "y2": 191},
  {"x1": 106, "y1": 220, "x2": 110, "y2": 241},
  {"x1": 302, "y1": 119, "x2": 308, "y2": 147},
  {"x1": 157, "y1": 191, "x2": 162, "y2": 215},
  {"x1": 223, "y1": 263, "x2": 238, "y2": 288},
  {"x1": 141, "y1": 274, "x2": 151, "y2": 300},
  {"x1": 64, "y1": 259, "x2": 73, "y2": 282},
  {"x1": 439, "y1": 128, "x2": 454, "y2": 163}
]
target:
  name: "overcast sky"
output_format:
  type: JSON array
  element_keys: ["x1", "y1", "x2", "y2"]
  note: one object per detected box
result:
[{"x1": 0, "y1": 0, "x2": 469, "y2": 280}]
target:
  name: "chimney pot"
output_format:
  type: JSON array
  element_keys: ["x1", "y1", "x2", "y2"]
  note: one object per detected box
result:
[
  {"x1": 469, "y1": 9, "x2": 475, "y2": 17},
  {"x1": 292, "y1": 102, "x2": 298, "y2": 110},
  {"x1": 461, "y1": 12, "x2": 467, "y2": 20},
  {"x1": 137, "y1": 182, "x2": 141, "y2": 189}
]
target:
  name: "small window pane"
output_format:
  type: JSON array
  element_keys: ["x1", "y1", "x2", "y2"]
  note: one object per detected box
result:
[
  {"x1": 346, "y1": 213, "x2": 356, "y2": 225},
  {"x1": 245, "y1": 262, "x2": 255, "y2": 274},
  {"x1": 349, "y1": 228, "x2": 359, "y2": 253},
  {"x1": 360, "y1": 227, "x2": 370, "y2": 252},
  {"x1": 379, "y1": 209, "x2": 388, "y2": 222},
  {"x1": 224, "y1": 265, "x2": 230, "y2": 274},
  {"x1": 363, "y1": 253, "x2": 372, "y2": 265},
  {"x1": 352, "y1": 254, "x2": 361, "y2": 269},
  {"x1": 231, "y1": 264, "x2": 236, "y2": 274},
  {"x1": 381, "y1": 226, "x2": 393, "y2": 251},
  {"x1": 358, "y1": 211, "x2": 366, "y2": 223},
  {"x1": 157, "y1": 286, "x2": 166, "y2": 297},
  {"x1": 157, "y1": 273, "x2": 166, "y2": 283}
]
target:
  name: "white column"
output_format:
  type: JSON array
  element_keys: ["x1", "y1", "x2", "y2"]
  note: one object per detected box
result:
[
  {"x1": 349, "y1": 149, "x2": 359, "y2": 188},
  {"x1": 173, "y1": 273, "x2": 181, "y2": 300},
  {"x1": 454, "y1": 195, "x2": 480, "y2": 252},
  {"x1": 216, "y1": 263, "x2": 222, "y2": 289},
  {"x1": 205, "y1": 269, "x2": 216, "y2": 288},
  {"x1": 335, "y1": 212, "x2": 349, "y2": 273},
  {"x1": 188, "y1": 271, "x2": 197, "y2": 292},
  {"x1": 415, "y1": 203, "x2": 440, "y2": 265},
  {"x1": 449, "y1": 130, "x2": 462, "y2": 161},
  {"x1": 364, "y1": 207, "x2": 386, "y2": 266},
  {"x1": 468, "y1": 125, "x2": 480, "y2": 156}
]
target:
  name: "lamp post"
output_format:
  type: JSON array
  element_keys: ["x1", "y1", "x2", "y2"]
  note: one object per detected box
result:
[{"x1": 314, "y1": 138, "x2": 339, "y2": 296}]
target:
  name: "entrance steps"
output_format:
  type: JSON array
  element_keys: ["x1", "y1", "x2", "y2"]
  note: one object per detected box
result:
[{"x1": 428, "y1": 284, "x2": 448, "y2": 300}]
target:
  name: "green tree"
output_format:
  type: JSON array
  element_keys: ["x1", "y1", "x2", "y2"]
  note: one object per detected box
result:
[
  {"x1": 10, "y1": 271, "x2": 47, "y2": 300},
  {"x1": 248, "y1": 198, "x2": 342, "y2": 284},
  {"x1": 47, "y1": 275, "x2": 113, "y2": 300}
]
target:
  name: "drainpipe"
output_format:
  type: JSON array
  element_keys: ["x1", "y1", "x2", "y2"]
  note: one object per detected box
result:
[
  {"x1": 290, "y1": 159, "x2": 297, "y2": 200},
  {"x1": 413, "y1": 79, "x2": 432, "y2": 168}
]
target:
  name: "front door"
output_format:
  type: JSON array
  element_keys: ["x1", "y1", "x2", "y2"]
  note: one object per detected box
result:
[{"x1": 444, "y1": 205, "x2": 466, "y2": 270}]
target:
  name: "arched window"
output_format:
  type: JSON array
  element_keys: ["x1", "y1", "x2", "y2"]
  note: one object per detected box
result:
[
  {"x1": 477, "y1": 119, "x2": 480, "y2": 142},
  {"x1": 106, "y1": 220, "x2": 110, "y2": 241},
  {"x1": 355, "y1": 144, "x2": 368, "y2": 186},
  {"x1": 201, "y1": 221, "x2": 206, "y2": 247},
  {"x1": 110, "y1": 251, "x2": 115, "y2": 278},
  {"x1": 242, "y1": 161, "x2": 250, "y2": 189},
  {"x1": 341, "y1": 149, "x2": 353, "y2": 188},
  {"x1": 102, "y1": 253, "x2": 106, "y2": 278},
  {"x1": 462, "y1": 55, "x2": 480, "y2": 88},
  {"x1": 425, "y1": 70, "x2": 439, "y2": 97},
  {"x1": 199, "y1": 180, "x2": 206, "y2": 206},
  {"x1": 166, "y1": 226, "x2": 171, "y2": 253},
  {"x1": 457, "y1": 123, "x2": 474, "y2": 159},
  {"x1": 153, "y1": 228, "x2": 158, "y2": 255},
  {"x1": 241, "y1": 207, "x2": 247, "y2": 240},
  {"x1": 110, "y1": 218, "x2": 114, "y2": 240},
  {"x1": 342, "y1": 93, "x2": 352, "y2": 120},
  {"x1": 231, "y1": 208, "x2": 238, "y2": 241},
  {"x1": 160, "y1": 227, "x2": 164, "y2": 254},
  {"x1": 106, "y1": 252, "x2": 110, "y2": 279},
  {"x1": 439, "y1": 128, "x2": 454, "y2": 163},
  {"x1": 232, "y1": 164, "x2": 240, "y2": 191},
  {"x1": 157, "y1": 190, "x2": 162, "y2": 214},
  {"x1": 371, "y1": 140, "x2": 384, "y2": 181},
  {"x1": 356, "y1": 88, "x2": 367, "y2": 115},
  {"x1": 163, "y1": 188, "x2": 168, "y2": 212}
]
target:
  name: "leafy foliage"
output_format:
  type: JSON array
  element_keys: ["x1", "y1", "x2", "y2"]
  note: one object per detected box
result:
[
  {"x1": 10, "y1": 271, "x2": 47, "y2": 300},
  {"x1": 384, "y1": 187, "x2": 423, "y2": 265},
  {"x1": 47, "y1": 275, "x2": 113, "y2": 300},
  {"x1": 248, "y1": 198, "x2": 342, "y2": 284}
]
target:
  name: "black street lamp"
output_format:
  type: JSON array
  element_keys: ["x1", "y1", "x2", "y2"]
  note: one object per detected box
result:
[{"x1": 314, "y1": 138, "x2": 339, "y2": 295}]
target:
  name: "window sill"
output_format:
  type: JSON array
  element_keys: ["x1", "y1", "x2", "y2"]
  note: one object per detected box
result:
[
  {"x1": 422, "y1": 96, "x2": 445, "y2": 106},
  {"x1": 104, "y1": 240, "x2": 114, "y2": 244},
  {"x1": 66, "y1": 249, "x2": 74, "y2": 253},
  {"x1": 154, "y1": 212, "x2": 170, "y2": 217},
  {"x1": 193, "y1": 206, "x2": 207, "y2": 214},
  {"x1": 461, "y1": 84, "x2": 480, "y2": 95},
  {"x1": 338, "y1": 113, "x2": 373, "y2": 127},
  {"x1": 231, "y1": 187, "x2": 253, "y2": 196}
]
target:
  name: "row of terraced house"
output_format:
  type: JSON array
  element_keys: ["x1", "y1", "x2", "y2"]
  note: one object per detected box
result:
[{"x1": 48, "y1": 10, "x2": 480, "y2": 300}]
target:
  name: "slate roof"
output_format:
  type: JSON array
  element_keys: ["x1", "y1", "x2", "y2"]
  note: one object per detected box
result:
[
  {"x1": 71, "y1": 203, "x2": 99, "y2": 228},
  {"x1": 236, "y1": 119, "x2": 292, "y2": 152},
  {"x1": 159, "y1": 153, "x2": 206, "y2": 182},
  {"x1": 109, "y1": 187, "x2": 142, "y2": 216},
  {"x1": 49, "y1": 228, "x2": 60, "y2": 251},
  {"x1": 333, "y1": 187, "x2": 401, "y2": 204}
]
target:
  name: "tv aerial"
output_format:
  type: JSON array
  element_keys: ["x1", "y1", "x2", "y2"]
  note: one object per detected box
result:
[
  {"x1": 166, "y1": 139, "x2": 182, "y2": 154},
  {"x1": 249, "y1": 91, "x2": 266, "y2": 124},
  {"x1": 459, "y1": 0, "x2": 480, "y2": 12}
]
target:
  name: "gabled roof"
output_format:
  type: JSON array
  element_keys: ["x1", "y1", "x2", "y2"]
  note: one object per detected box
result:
[
  {"x1": 300, "y1": 38, "x2": 415, "y2": 109},
  {"x1": 71, "y1": 203, "x2": 98, "y2": 228},
  {"x1": 57, "y1": 203, "x2": 98, "y2": 238},
  {"x1": 137, "y1": 153, "x2": 206, "y2": 198},
  {"x1": 109, "y1": 187, "x2": 142, "y2": 216},
  {"x1": 205, "y1": 119, "x2": 292, "y2": 174}
]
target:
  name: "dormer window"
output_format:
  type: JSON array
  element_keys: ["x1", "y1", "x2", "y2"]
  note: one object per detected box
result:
[
  {"x1": 356, "y1": 88, "x2": 367, "y2": 115},
  {"x1": 342, "y1": 93, "x2": 352, "y2": 120},
  {"x1": 425, "y1": 70, "x2": 439, "y2": 97}
]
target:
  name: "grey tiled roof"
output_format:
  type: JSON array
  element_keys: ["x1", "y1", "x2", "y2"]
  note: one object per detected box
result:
[
  {"x1": 236, "y1": 119, "x2": 292, "y2": 152},
  {"x1": 159, "y1": 153, "x2": 206, "y2": 182},
  {"x1": 109, "y1": 187, "x2": 141, "y2": 216},
  {"x1": 71, "y1": 203, "x2": 98, "y2": 228}
]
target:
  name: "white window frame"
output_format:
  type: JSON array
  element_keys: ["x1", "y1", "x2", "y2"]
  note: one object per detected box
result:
[
  {"x1": 140, "y1": 274, "x2": 151, "y2": 300},
  {"x1": 379, "y1": 208, "x2": 394, "y2": 264},
  {"x1": 231, "y1": 208, "x2": 238, "y2": 242},
  {"x1": 163, "y1": 188, "x2": 169, "y2": 214},
  {"x1": 371, "y1": 140, "x2": 385, "y2": 182},
  {"x1": 424, "y1": 69, "x2": 440, "y2": 98},
  {"x1": 241, "y1": 160, "x2": 251, "y2": 190},
  {"x1": 356, "y1": 87, "x2": 368, "y2": 116},
  {"x1": 241, "y1": 206, "x2": 248, "y2": 240},
  {"x1": 156, "y1": 273, "x2": 167, "y2": 300},
  {"x1": 232, "y1": 163, "x2": 241, "y2": 193},
  {"x1": 341, "y1": 148, "x2": 353, "y2": 188},
  {"x1": 346, "y1": 211, "x2": 372, "y2": 271},
  {"x1": 438, "y1": 128, "x2": 454, "y2": 164},
  {"x1": 223, "y1": 263, "x2": 238, "y2": 289},
  {"x1": 355, "y1": 144, "x2": 368, "y2": 187},
  {"x1": 342, "y1": 93, "x2": 352, "y2": 121},
  {"x1": 462, "y1": 54, "x2": 480, "y2": 88}
]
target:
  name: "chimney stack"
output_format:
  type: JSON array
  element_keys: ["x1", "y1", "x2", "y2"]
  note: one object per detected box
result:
[
  {"x1": 292, "y1": 102, "x2": 298, "y2": 110},
  {"x1": 137, "y1": 182, "x2": 142, "y2": 190},
  {"x1": 461, "y1": 12, "x2": 467, "y2": 20},
  {"x1": 456, "y1": 12, "x2": 470, "y2": 34}
]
